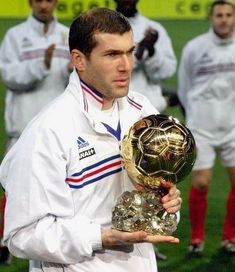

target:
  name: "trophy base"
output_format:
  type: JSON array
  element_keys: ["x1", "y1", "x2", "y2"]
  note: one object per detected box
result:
[{"x1": 112, "y1": 189, "x2": 177, "y2": 235}]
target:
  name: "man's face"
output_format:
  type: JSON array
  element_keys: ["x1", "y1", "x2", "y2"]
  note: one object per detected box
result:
[
  {"x1": 29, "y1": 0, "x2": 57, "y2": 23},
  {"x1": 79, "y1": 31, "x2": 135, "y2": 107},
  {"x1": 211, "y1": 4, "x2": 235, "y2": 39},
  {"x1": 115, "y1": 0, "x2": 139, "y2": 17}
]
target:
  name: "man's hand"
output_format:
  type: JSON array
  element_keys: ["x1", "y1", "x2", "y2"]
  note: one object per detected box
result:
[
  {"x1": 135, "y1": 27, "x2": 159, "y2": 60},
  {"x1": 134, "y1": 183, "x2": 182, "y2": 214},
  {"x1": 101, "y1": 228, "x2": 179, "y2": 248},
  {"x1": 44, "y1": 44, "x2": 55, "y2": 69},
  {"x1": 161, "y1": 185, "x2": 182, "y2": 213}
]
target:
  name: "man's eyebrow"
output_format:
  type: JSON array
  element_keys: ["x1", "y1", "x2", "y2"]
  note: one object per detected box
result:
[
  {"x1": 128, "y1": 46, "x2": 136, "y2": 52},
  {"x1": 104, "y1": 46, "x2": 136, "y2": 54}
]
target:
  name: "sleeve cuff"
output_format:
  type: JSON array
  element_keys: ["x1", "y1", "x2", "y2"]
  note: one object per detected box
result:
[{"x1": 87, "y1": 223, "x2": 102, "y2": 251}]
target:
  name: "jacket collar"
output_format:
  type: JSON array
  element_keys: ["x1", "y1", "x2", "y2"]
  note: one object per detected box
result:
[
  {"x1": 28, "y1": 15, "x2": 56, "y2": 36},
  {"x1": 67, "y1": 70, "x2": 144, "y2": 138},
  {"x1": 209, "y1": 28, "x2": 234, "y2": 45}
]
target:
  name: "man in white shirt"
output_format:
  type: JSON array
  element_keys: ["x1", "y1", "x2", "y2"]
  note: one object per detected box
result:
[
  {"x1": 0, "y1": 0, "x2": 71, "y2": 263},
  {"x1": 0, "y1": 7, "x2": 182, "y2": 271},
  {"x1": 178, "y1": 0, "x2": 235, "y2": 257}
]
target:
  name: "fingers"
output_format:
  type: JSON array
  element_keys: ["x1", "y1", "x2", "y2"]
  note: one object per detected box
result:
[
  {"x1": 144, "y1": 235, "x2": 180, "y2": 244},
  {"x1": 101, "y1": 228, "x2": 179, "y2": 248},
  {"x1": 44, "y1": 44, "x2": 55, "y2": 69},
  {"x1": 46, "y1": 44, "x2": 56, "y2": 54},
  {"x1": 118, "y1": 230, "x2": 148, "y2": 243},
  {"x1": 161, "y1": 186, "x2": 182, "y2": 213},
  {"x1": 101, "y1": 229, "x2": 148, "y2": 247},
  {"x1": 144, "y1": 27, "x2": 159, "y2": 43},
  {"x1": 145, "y1": 27, "x2": 157, "y2": 36}
]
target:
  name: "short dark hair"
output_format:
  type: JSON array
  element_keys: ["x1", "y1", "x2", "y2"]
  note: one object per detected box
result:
[
  {"x1": 69, "y1": 7, "x2": 132, "y2": 56},
  {"x1": 209, "y1": 0, "x2": 235, "y2": 15}
]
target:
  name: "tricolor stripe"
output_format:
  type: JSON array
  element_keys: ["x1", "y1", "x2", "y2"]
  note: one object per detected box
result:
[
  {"x1": 81, "y1": 81, "x2": 103, "y2": 104},
  {"x1": 53, "y1": 48, "x2": 70, "y2": 59},
  {"x1": 66, "y1": 154, "x2": 123, "y2": 189},
  {"x1": 19, "y1": 48, "x2": 69, "y2": 61},
  {"x1": 196, "y1": 63, "x2": 235, "y2": 76},
  {"x1": 19, "y1": 49, "x2": 44, "y2": 61},
  {"x1": 127, "y1": 96, "x2": 142, "y2": 110}
]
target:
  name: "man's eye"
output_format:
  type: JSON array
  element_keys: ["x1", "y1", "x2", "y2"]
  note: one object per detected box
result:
[{"x1": 107, "y1": 53, "x2": 118, "y2": 57}]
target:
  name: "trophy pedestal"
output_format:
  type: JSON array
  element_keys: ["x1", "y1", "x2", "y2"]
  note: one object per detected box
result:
[{"x1": 112, "y1": 189, "x2": 177, "y2": 235}]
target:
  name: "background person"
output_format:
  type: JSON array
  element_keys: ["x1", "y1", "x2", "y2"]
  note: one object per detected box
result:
[
  {"x1": 0, "y1": 8, "x2": 182, "y2": 271},
  {"x1": 177, "y1": 0, "x2": 235, "y2": 257},
  {"x1": 0, "y1": 0, "x2": 71, "y2": 264},
  {"x1": 114, "y1": 0, "x2": 178, "y2": 113}
]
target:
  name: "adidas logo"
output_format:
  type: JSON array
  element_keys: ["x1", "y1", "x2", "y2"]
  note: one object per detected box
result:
[
  {"x1": 200, "y1": 52, "x2": 212, "y2": 63},
  {"x1": 22, "y1": 37, "x2": 33, "y2": 47},
  {"x1": 77, "y1": 136, "x2": 89, "y2": 149}
]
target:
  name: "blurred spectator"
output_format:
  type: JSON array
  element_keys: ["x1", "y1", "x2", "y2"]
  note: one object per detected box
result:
[
  {"x1": 178, "y1": 0, "x2": 235, "y2": 257},
  {"x1": 0, "y1": 0, "x2": 71, "y2": 264},
  {"x1": 114, "y1": 0, "x2": 177, "y2": 113}
]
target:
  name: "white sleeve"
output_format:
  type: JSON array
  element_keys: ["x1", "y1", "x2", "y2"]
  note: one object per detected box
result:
[
  {"x1": 0, "y1": 126, "x2": 102, "y2": 264},
  {"x1": 177, "y1": 44, "x2": 192, "y2": 108},
  {"x1": 135, "y1": 25, "x2": 177, "y2": 82},
  {"x1": 0, "y1": 30, "x2": 49, "y2": 93}
]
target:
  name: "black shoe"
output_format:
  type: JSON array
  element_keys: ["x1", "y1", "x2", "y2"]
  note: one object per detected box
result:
[
  {"x1": 187, "y1": 242, "x2": 204, "y2": 258},
  {"x1": 0, "y1": 246, "x2": 12, "y2": 264},
  {"x1": 221, "y1": 240, "x2": 235, "y2": 254}
]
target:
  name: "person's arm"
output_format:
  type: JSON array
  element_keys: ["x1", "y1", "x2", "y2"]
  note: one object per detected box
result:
[
  {"x1": 0, "y1": 29, "x2": 50, "y2": 93},
  {"x1": 0, "y1": 126, "x2": 102, "y2": 264},
  {"x1": 177, "y1": 44, "x2": 192, "y2": 108}
]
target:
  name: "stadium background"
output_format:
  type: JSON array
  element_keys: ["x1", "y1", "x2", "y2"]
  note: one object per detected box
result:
[{"x1": 0, "y1": 1, "x2": 235, "y2": 271}]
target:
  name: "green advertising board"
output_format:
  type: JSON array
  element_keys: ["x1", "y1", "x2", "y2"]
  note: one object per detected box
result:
[{"x1": 0, "y1": 0, "x2": 231, "y2": 19}]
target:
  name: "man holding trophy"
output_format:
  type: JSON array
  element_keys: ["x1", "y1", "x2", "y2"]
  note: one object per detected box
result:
[{"x1": 0, "y1": 8, "x2": 187, "y2": 272}]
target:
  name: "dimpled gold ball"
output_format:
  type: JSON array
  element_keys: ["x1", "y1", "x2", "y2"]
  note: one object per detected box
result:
[{"x1": 121, "y1": 114, "x2": 196, "y2": 190}]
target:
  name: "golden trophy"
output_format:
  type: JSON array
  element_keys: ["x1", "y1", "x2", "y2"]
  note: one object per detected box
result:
[{"x1": 112, "y1": 114, "x2": 196, "y2": 235}]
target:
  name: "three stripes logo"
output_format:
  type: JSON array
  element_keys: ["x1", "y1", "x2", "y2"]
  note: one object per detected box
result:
[
  {"x1": 22, "y1": 37, "x2": 33, "y2": 47},
  {"x1": 77, "y1": 136, "x2": 89, "y2": 149},
  {"x1": 77, "y1": 136, "x2": 96, "y2": 160}
]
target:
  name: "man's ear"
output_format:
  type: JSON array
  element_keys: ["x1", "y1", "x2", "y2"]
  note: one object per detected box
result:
[{"x1": 71, "y1": 49, "x2": 86, "y2": 72}]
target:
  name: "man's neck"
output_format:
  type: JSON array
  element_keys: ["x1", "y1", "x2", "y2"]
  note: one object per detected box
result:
[
  {"x1": 102, "y1": 99, "x2": 115, "y2": 111},
  {"x1": 33, "y1": 15, "x2": 53, "y2": 33}
]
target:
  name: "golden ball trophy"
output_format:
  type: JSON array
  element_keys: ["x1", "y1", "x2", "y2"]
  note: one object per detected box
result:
[{"x1": 112, "y1": 114, "x2": 196, "y2": 235}]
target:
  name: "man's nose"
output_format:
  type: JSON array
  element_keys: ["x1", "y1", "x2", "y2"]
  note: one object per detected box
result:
[{"x1": 118, "y1": 54, "x2": 132, "y2": 71}]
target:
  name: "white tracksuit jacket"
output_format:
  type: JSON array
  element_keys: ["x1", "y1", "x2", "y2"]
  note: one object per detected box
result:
[
  {"x1": 0, "y1": 71, "x2": 160, "y2": 272},
  {"x1": 129, "y1": 13, "x2": 177, "y2": 112},
  {"x1": 0, "y1": 15, "x2": 70, "y2": 140},
  {"x1": 178, "y1": 29, "x2": 235, "y2": 144}
]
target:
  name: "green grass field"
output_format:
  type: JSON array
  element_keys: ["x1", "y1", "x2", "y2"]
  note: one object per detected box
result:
[{"x1": 0, "y1": 18, "x2": 235, "y2": 272}]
